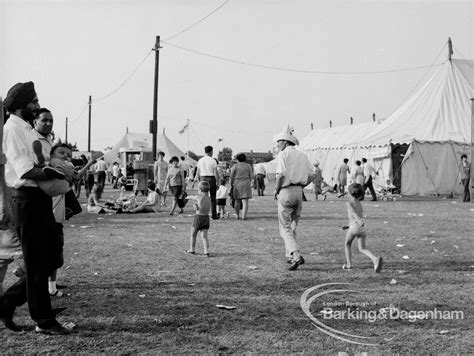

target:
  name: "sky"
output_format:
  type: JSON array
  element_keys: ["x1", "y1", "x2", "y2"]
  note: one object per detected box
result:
[{"x1": 1, "y1": 0, "x2": 473, "y2": 156}]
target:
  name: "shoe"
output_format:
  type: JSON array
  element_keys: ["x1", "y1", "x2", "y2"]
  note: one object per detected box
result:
[
  {"x1": 184, "y1": 250, "x2": 195, "y2": 255},
  {"x1": 49, "y1": 290, "x2": 70, "y2": 297},
  {"x1": 375, "y1": 257, "x2": 383, "y2": 273},
  {"x1": 204, "y1": 253, "x2": 210, "y2": 257},
  {"x1": 56, "y1": 284, "x2": 68, "y2": 290},
  {"x1": 211, "y1": 216, "x2": 220, "y2": 220},
  {"x1": 342, "y1": 264, "x2": 352, "y2": 270},
  {"x1": 0, "y1": 308, "x2": 24, "y2": 332},
  {"x1": 288, "y1": 256, "x2": 305, "y2": 271},
  {"x1": 371, "y1": 199, "x2": 377, "y2": 201},
  {"x1": 43, "y1": 166, "x2": 66, "y2": 179},
  {"x1": 35, "y1": 323, "x2": 70, "y2": 335}
]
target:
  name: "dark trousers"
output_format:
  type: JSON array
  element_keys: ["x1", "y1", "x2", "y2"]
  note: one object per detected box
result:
[
  {"x1": 256, "y1": 174, "x2": 265, "y2": 196},
  {"x1": 201, "y1": 176, "x2": 218, "y2": 218},
  {"x1": 6, "y1": 187, "x2": 57, "y2": 328},
  {"x1": 363, "y1": 176, "x2": 377, "y2": 201},
  {"x1": 461, "y1": 178, "x2": 471, "y2": 202}
]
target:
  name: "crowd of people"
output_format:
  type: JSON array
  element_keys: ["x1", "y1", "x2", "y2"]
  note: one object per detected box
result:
[{"x1": 0, "y1": 81, "x2": 470, "y2": 336}]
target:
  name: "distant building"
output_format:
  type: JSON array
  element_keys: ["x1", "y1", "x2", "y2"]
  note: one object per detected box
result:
[{"x1": 240, "y1": 150, "x2": 273, "y2": 164}]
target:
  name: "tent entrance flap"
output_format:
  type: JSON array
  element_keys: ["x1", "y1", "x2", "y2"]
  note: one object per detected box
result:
[{"x1": 391, "y1": 143, "x2": 409, "y2": 189}]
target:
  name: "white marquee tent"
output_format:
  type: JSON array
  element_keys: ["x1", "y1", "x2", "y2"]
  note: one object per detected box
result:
[
  {"x1": 298, "y1": 58, "x2": 473, "y2": 196},
  {"x1": 103, "y1": 131, "x2": 195, "y2": 165}
]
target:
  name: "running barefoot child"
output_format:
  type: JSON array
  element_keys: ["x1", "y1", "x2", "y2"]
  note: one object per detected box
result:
[
  {"x1": 186, "y1": 181, "x2": 212, "y2": 256},
  {"x1": 343, "y1": 183, "x2": 383, "y2": 272}
]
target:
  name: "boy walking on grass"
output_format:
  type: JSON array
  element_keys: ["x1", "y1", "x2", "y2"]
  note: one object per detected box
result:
[
  {"x1": 343, "y1": 183, "x2": 383, "y2": 272},
  {"x1": 186, "y1": 181, "x2": 212, "y2": 256}
]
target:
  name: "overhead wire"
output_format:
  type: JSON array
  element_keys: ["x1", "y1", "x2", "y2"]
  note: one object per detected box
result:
[
  {"x1": 163, "y1": 0, "x2": 230, "y2": 42},
  {"x1": 93, "y1": 49, "x2": 153, "y2": 103},
  {"x1": 162, "y1": 40, "x2": 446, "y2": 75}
]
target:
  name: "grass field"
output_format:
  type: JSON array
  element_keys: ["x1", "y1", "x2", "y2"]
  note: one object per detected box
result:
[{"x1": 1, "y1": 183, "x2": 473, "y2": 354}]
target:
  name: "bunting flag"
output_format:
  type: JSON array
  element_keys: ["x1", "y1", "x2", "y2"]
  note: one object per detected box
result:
[{"x1": 179, "y1": 122, "x2": 189, "y2": 135}]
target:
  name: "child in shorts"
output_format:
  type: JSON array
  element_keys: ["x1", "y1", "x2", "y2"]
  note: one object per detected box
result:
[
  {"x1": 343, "y1": 183, "x2": 383, "y2": 272},
  {"x1": 185, "y1": 181, "x2": 212, "y2": 256},
  {"x1": 216, "y1": 178, "x2": 229, "y2": 218}
]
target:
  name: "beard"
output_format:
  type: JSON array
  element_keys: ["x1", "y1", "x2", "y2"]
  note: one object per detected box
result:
[{"x1": 21, "y1": 107, "x2": 38, "y2": 126}]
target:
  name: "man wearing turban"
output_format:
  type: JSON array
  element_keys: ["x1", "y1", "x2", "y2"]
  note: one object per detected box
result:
[{"x1": 0, "y1": 82, "x2": 71, "y2": 335}]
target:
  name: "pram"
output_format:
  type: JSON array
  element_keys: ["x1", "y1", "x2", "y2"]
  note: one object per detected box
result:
[{"x1": 376, "y1": 180, "x2": 401, "y2": 201}]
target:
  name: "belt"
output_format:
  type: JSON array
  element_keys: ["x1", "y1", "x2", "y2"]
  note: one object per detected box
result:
[{"x1": 11, "y1": 186, "x2": 45, "y2": 198}]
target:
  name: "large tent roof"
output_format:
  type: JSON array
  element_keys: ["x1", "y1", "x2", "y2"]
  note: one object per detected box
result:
[
  {"x1": 300, "y1": 59, "x2": 474, "y2": 149},
  {"x1": 103, "y1": 132, "x2": 194, "y2": 164},
  {"x1": 356, "y1": 59, "x2": 473, "y2": 146}
]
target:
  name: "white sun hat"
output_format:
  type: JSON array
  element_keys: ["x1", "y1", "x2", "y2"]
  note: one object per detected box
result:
[{"x1": 273, "y1": 124, "x2": 299, "y2": 145}]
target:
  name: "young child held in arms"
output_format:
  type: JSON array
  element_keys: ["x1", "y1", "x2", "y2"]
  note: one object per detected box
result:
[
  {"x1": 186, "y1": 181, "x2": 212, "y2": 256},
  {"x1": 343, "y1": 183, "x2": 383, "y2": 272},
  {"x1": 216, "y1": 178, "x2": 229, "y2": 219}
]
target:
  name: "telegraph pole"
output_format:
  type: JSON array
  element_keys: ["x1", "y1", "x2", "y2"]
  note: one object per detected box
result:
[
  {"x1": 151, "y1": 36, "x2": 161, "y2": 160},
  {"x1": 88, "y1": 95, "x2": 92, "y2": 151},
  {"x1": 65, "y1": 117, "x2": 68, "y2": 144},
  {"x1": 187, "y1": 118, "x2": 190, "y2": 158}
]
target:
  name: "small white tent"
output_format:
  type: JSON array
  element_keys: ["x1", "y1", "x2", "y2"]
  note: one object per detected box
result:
[
  {"x1": 299, "y1": 58, "x2": 473, "y2": 196},
  {"x1": 103, "y1": 131, "x2": 195, "y2": 165}
]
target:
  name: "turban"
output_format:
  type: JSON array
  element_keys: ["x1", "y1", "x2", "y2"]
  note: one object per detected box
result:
[{"x1": 3, "y1": 82, "x2": 37, "y2": 111}]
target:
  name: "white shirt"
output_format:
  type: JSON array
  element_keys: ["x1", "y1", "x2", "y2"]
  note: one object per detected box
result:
[
  {"x1": 254, "y1": 163, "x2": 266, "y2": 175},
  {"x1": 276, "y1": 146, "x2": 313, "y2": 188},
  {"x1": 180, "y1": 161, "x2": 189, "y2": 173},
  {"x1": 32, "y1": 129, "x2": 54, "y2": 161},
  {"x1": 363, "y1": 162, "x2": 377, "y2": 179},
  {"x1": 197, "y1": 155, "x2": 217, "y2": 177},
  {"x1": 3, "y1": 115, "x2": 38, "y2": 188},
  {"x1": 112, "y1": 165, "x2": 120, "y2": 177},
  {"x1": 96, "y1": 160, "x2": 107, "y2": 172},
  {"x1": 216, "y1": 185, "x2": 228, "y2": 199}
]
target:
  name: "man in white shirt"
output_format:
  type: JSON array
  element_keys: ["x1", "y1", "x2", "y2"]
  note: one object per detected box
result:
[
  {"x1": 1, "y1": 82, "x2": 72, "y2": 335},
  {"x1": 95, "y1": 157, "x2": 107, "y2": 198},
  {"x1": 274, "y1": 125, "x2": 314, "y2": 271},
  {"x1": 197, "y1": 146, "x2": 219, "y2": 219},
  {"x1": 362, "y1": 157, "x2": 377, "y2": 201},
  {"x1": 111, "y1": 162, "x2": 120, "y2": 189},
  {"x1": 253, "y1": 161, "x2": 266, "y2": 196}
]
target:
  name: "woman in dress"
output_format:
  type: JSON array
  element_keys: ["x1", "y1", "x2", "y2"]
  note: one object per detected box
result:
[
  {"x1": 230, "y1": 153, "x2": 253, "y2": 220},
  {"x1": 153, "y1": 151, "x2": 168, "y2": 206},
  {"x1": 165, "y1": 156, "x2": 186, "y2": 215},
  {"x1": 352, "y1": 160, "x2": 365, "y2": 185}
]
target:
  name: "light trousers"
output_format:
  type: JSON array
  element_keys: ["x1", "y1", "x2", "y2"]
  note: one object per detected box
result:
[{"x1": 277, "y1": 186, "x2": 303, "y2": 258}]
